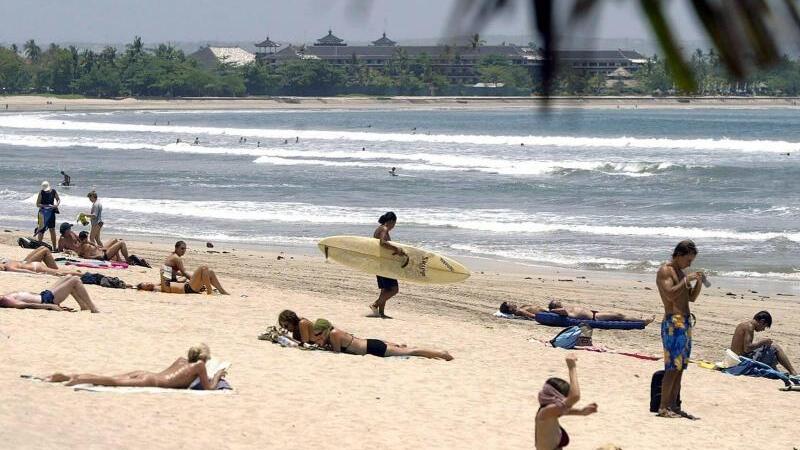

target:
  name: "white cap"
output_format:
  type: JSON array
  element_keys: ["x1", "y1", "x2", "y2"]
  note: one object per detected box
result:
[{"x1": 41, "y1": 181, "x2": 51, "y2": 192}]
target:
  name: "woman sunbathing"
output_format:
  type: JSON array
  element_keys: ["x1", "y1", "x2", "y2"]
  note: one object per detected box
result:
[
  {"x1": 313, "y1": 319, "x2": 453, "y2": 360},
  {"x1": 161, "y1": 241, "x2": 229, "y2": 295},
  {"x1": 44, "y1": 344, "x2": 227, "y2": 389},
  {"x1": 278, "y1": 310, "x2": 315, "y2": 344},
  {"x1": 0, "y1": 247, "x2": 82, "y2": 276},
  {"x1": 535, "y1": 355, "x2": 597, "y2": 450},
  {"x1": 0, "y1": 276, "x2": 99, "y2": 312}
]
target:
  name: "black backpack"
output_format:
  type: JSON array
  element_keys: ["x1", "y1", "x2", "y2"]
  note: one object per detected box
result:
[
  {"x1": 18, "y1": 237, "x2": 53, "y2": 251},
  {"x1": 650, "y1": 370, "x2": 682, "y2": 412}
]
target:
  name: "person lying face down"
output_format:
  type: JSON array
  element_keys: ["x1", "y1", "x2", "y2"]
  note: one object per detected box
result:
[
  {"x1": 278, "y1": 309, "x2": 315, "y2": 344},
  {"x1": 0, "y1": 276, "x2": 99, "y2": 312},
  {"x1": 535, "y1": 355, "x2": 598, "y2": 450},
  {"x1": 731, "y1": 310, "x2": 796, "y2": 375},
  {"x1": 43, "y1": 343, "x2": 227, "y2": 389},
  {"x1": 312, "y1": 318, "x2": 453, "y2": 360},
  {"x1": 547, "y1": 300, "x2": 655, "y2": 324},
  {"x1": 500, "y1": 301, "x2": 545, "y2": 319}
]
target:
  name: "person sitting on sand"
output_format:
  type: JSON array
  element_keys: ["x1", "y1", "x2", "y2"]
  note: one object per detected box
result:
[
  {"x1": 77, "y1": 231, "x2": 130, "y2": 262},
  {"x1": 312, "y1": 318, "x2": 453, "y2": 360},
  {"x1": 731, "y1": 310, "x2": 796, "y2": 375},
  {"x1": 0, "y1": 247, "x2": 82, "y2": 276},
  {"x1": 57, "y1": 222, "x2": 81, "y2": 253},
  {"x1": 278, "y1": 309, "x2": 315, "y2": 344},
  {"x1": 547, "y1": 300, "x2": 655, "y2": 324},
  {"x1": 0, "y1": 276, "x2": 99, "y2": 312},
  {"x1": 500, "y1": 301, "x2": 545, "y2": 319},
  {"x1": 161, "y1": 240, "x2": 229, "y2": 295},
  {"x1": 535, "y1": 355, "x2": 598, "y2": 450},
  {"x1": 43, "y1": 343, "x2": 226, "y2": 389}
]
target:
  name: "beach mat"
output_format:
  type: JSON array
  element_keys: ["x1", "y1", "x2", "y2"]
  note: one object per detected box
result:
[{"x1": 534, "y1": 312, "x2": 647, "y2": 330}]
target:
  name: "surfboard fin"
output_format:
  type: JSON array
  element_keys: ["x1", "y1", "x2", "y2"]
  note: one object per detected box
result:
[{"x1": 400, "y1": 254, "x2": 410, "y2": 268}]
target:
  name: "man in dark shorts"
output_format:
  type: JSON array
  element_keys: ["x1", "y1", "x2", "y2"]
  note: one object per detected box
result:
[
  {"x1": 731, "y1": 311, "x2": 796, "y2": 375},
  {"x1": 655, "y1": 240, "x2": 704, "y2": 420},
  {"x1": 371, "y1": 211, "x2": 405, "y2": 318}
]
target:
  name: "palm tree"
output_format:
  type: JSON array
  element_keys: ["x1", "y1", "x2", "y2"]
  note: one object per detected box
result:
[
  {"x1": 470, "y1": 33, "x2": 486, "y2": 51},
  {"x1": 23, "y1": 39, "x2": 41, "y2": 63},
  {"x1": 10, "y1": 43, "x2": 19, "y2": 54},
  {"x1": 452, "y1": 0, "x2": 800, "y2": 96}
]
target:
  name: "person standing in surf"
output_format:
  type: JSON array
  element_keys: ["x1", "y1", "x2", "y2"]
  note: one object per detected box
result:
[
  {"x1": 34, "y1": 181, "x2": 60, "y2": 249},
  {"x1": 655, "y1": 240, "x2": 704, "y2": 420},
  {"x1": 370, "y1": 211, "x2": 405, "y2": 318},
  {"x1": 85, "y1": 191, "x2": 104, "y2": 247}
]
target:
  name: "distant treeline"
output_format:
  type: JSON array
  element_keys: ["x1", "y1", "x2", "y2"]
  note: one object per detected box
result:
[{"x1": 2, "y1": 37, "x2": 800, "y2": 97}]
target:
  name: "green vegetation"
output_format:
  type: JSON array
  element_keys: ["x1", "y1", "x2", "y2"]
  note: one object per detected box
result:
[{"x1": 2, "y1": 37, "x2": 800, "y2": 98}]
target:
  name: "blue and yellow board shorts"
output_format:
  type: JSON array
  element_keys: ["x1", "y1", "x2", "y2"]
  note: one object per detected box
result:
[{"x1": 661, "y1": 314, "x2": 692, "y2": 371}]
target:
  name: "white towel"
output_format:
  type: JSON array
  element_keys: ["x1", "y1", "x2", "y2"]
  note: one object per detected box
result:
[
  {"x1": 71, "y1": 385, "x2": 232, "y2": 394},
  {"x1": 493, "y1": 311, "x2": 535, "y2": 321}
]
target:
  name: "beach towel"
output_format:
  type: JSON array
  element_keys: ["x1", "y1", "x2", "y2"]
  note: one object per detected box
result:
[
  {"x1": 492, "y1": 311, "x2": 535, "y2": 321},
  {"x1": 63, "y1": 259, "x2": 129, "y2": 269},
  {"x1": 723, "y1": 356, "x2": 800, "y2": 386},
  {"x1": 534, "y1": 312, "x2": 647, "y2": 330}
]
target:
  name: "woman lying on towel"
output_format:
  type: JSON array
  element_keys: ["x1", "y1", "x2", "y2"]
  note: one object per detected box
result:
[
  {"x1": 0, "y1": 247, "x2": 82, "y2": 276},
  {"x1": 44, "y1": 344, "x2": 227, "y2": 389},
  {"x1": 535, "y1": 355, "x2": 597, "y2": 450},
  {"x1": 0, "y1": 276, "x2": 99, "y2": 312},
  {"x1": 312, "y1": 318, "x2": 453, "y2": 361},
  {"x1": 278, "y1": 309, "x2": 316, "y2": 344}
]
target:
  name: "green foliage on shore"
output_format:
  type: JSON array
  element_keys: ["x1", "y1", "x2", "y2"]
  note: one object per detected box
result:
[{"x1": 2, "y1": 38, "x2": 800, "y2": 98}]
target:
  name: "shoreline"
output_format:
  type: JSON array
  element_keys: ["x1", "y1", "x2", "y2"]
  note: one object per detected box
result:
[{"x1": 2, "y1": 94, "x2": 800, "y2": 112}]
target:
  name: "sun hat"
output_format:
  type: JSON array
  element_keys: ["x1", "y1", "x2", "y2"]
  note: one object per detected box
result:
[{"x1": 41, "y1": 181, "x2": 51, "y2": 192}]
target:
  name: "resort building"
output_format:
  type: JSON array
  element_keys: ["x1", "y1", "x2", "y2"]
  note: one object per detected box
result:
[{"x1": 190, "y1": 46, "x2": 255, "y2": 69}]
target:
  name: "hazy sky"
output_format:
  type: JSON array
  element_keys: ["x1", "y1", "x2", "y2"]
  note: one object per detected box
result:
[{"x1": 0, "y1": 0, "x2": 704, "y2": 45}]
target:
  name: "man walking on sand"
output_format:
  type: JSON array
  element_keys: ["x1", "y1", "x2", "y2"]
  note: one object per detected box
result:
[{"x1": 656, "y1": 240, "x2": 704, "y2": 420}]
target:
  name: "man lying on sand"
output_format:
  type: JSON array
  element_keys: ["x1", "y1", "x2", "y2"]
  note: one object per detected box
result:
[
  {"x1": 0, "y1": 247, "x2": 82, "y2": 276},
  {"x1": 535, "y1": 355, "x2": 597, "y2": 450},
  {"x1": 43, "y1": 343, "x2": 227, "y2": 389},
  {"x1": 731, "y1": 310, "x2": 796, "y2": 375},
  {"x1": 312, "y1": 318, "x2": 453, "y2": 360},
  {"x1": 161, "y1": 241, "x2": 229, "y2": 295},
  {"x1": 77, "y1": 232, "x2": 130, "y2": 262},
  {"x1": 0, "y1": 276, "x2": 99, "y2": 312},
  {"x1": 547, "y1": 300, "x2": 655, "y2": 324},
  {"x1": 500, "y1": 301, "x2": 545, "y2": 319}
]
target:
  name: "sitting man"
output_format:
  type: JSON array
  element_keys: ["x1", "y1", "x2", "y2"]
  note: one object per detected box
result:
[
  {"x1": 0, "y1": 275, "x2": 100, "y2": 312},
  {"x1": 499, "y1": 301, "x2": 545, "y2": 319},
  {"x1": 731, "y1": 311, "x2": 796, "y2": 375},
  {"x1": 57, "y1": 222, "x2": 81, "y2": 253},
  {"x1": 548, "y1": 300, "x2": 655, "y2": 324},
  {"x1": 77, "y1": 231, "x2": 130, "y2": 262}
]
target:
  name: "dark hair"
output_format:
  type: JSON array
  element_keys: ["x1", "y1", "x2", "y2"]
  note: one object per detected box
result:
[
  {"x1": 754, "y1": 310, "x2": 772, "y2": 328},
  {"x1": 378, "y1": 211, "x2": 397, "y2": 225},
  {"x1": 175, "y1": 240, "x2": 186, "y2": 249},
  {"x1": 548, "y1": 300, "x2": 560, "y2": 310},
  {"x1": 78, "y1": 231, "x2": 89, "y2": 240},
  {"x1": 546, "y1": 377, "x2": 570, "y2": 396},
  {"x1": 499, "y1": 302, "x2": 510, "y2": 314},
  {"x1": 672, "y1": 240, "x2": 698, "y2": 257},
  {"x1": 87, "y1": 190, "x2": 97, "y2": 199},
  {"x1": 279, "y1": 310, "x2": 301, "y2": 340}
]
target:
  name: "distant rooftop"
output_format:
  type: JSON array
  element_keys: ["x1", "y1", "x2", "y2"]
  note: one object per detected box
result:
[
  {"x1": 371, "y1": 33, "x2": 396, "y2": 47},
  {"x1": 315, "y1": 30, "x2": 346, "y2": 47}
]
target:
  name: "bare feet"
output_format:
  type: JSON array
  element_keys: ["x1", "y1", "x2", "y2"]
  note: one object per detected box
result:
[
  {"x1": 671, "y1": 408, "x2": 700, "y2": 420},
  {"x1": 645, "y1": 315, "x2": 656, "y2": 325},
  {"x1": 45, "y1": 373, "x2": 71, "y2": 383},
  {"x1": 656, "y1": 409, "x2": 681, "y2": 418},
  {"x1": 367, "y1": 304, "x2": 380, "y2": 318},
  {"x1": 441, "y1": 352, "x2": 454, "y2": 361}
]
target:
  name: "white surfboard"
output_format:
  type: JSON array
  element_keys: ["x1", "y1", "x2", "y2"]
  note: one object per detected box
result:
[{"x1": 318, "y1": 236, "x2": 470, "y2": 284}]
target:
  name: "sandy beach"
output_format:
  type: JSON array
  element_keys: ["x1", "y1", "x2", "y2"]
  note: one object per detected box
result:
[
  {"x1": 2, "y1": 94, "x2": 800, "y2": 112},
  {"x1": 0, "y1": 229, "x2": 798, "y2": 450}
]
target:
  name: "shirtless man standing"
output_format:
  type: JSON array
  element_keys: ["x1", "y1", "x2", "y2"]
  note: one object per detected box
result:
[
  {"x1": 0, "y1": 276, "x2": 99, "y2": 312},
  {"x1": 731, "y1": 311, "x2": 796, "y2": 375},
  {"x1": 655, "y1": 240, "x2": 704, "y2": 419},
  {"x1": 44, "y1": 343, "x2": 226, "y2": 389}
]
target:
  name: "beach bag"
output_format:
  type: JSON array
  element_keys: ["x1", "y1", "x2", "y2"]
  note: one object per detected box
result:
[
  {"x1": 649, "y1": 370, "x2": 682, "y2": 412},
  {"x1": 18, "y1": 237, "x2": 53, "y2": 251},
  {"x1": 99, "y1": 276, "x2": 127, "y2": 289},
  {"x1": 80, "y1": 272, "x2": 104, "y2": 285},
  {"x1": 576, "y1": 324, "x2": 594, "y2": 347},
  {"x1": 128, "y1": 255, "x2": 151, "y2": 268},
  {"x1": 550, "y1": 326, "x2": 582, "y2": 349}
]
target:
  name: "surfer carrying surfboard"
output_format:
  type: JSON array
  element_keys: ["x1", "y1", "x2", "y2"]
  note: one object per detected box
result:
[{"x1": 370, "y1": 211, "x2": 405, "y2": 318}]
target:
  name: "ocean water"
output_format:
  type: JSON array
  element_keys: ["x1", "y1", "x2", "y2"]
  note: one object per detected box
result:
[{"x1": 0, "y1": 107, "x2": 798, "y2": 281}]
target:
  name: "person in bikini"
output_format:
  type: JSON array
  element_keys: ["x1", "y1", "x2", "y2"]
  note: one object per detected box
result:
[
  {"x1": 161, "y1": 241, "x2": 229, "y2": 295},
  {"x1": 731, "y1": 310, "x2": 796, "y2": 375},
  {"x1": 77, "y1": 231, "x2": 130, "y2": 262},
  {"x1": 499, "y1": 301, "x2": 545, "y2": 319},
  {"x1": 370, "y1": 211, "x2": 406, "y2": 318},
  {"x1": 0, "y1": 276, "x2": 99, "y2": 312},
  {"x1": 278, "y1": 310, "x2": 315, "y2": 344},
  {"x1": 655, "y1": 240, "x2": 704, "y2": 419},
  {"x1": 0, "y1": 247, "x2": 82, "y2": 276},
  {"x1": 535, "y1": 355, "x2": 598, "y2": 450},
  {"x1": 547, "y1": 300, "x2": 655, "y2": 324},
  {"x1": 312, "y1": 318, "x2": 453, "y2": 360},
  {"x1": 43, "y1": 343, "x2": 226, "y2": 389}
]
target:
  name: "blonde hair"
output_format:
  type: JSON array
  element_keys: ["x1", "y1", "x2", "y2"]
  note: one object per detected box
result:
[{"x1": 187, "y1": 343, "x2": 210, "y2": 362}]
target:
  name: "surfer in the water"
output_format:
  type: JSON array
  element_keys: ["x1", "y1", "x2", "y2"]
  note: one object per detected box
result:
[
  {"x1": 389, "y1": 167, "x2": 398, "y2": 177},
  {"x1": 371, "y1": 212, "x2": 405, "y2": 318}
]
